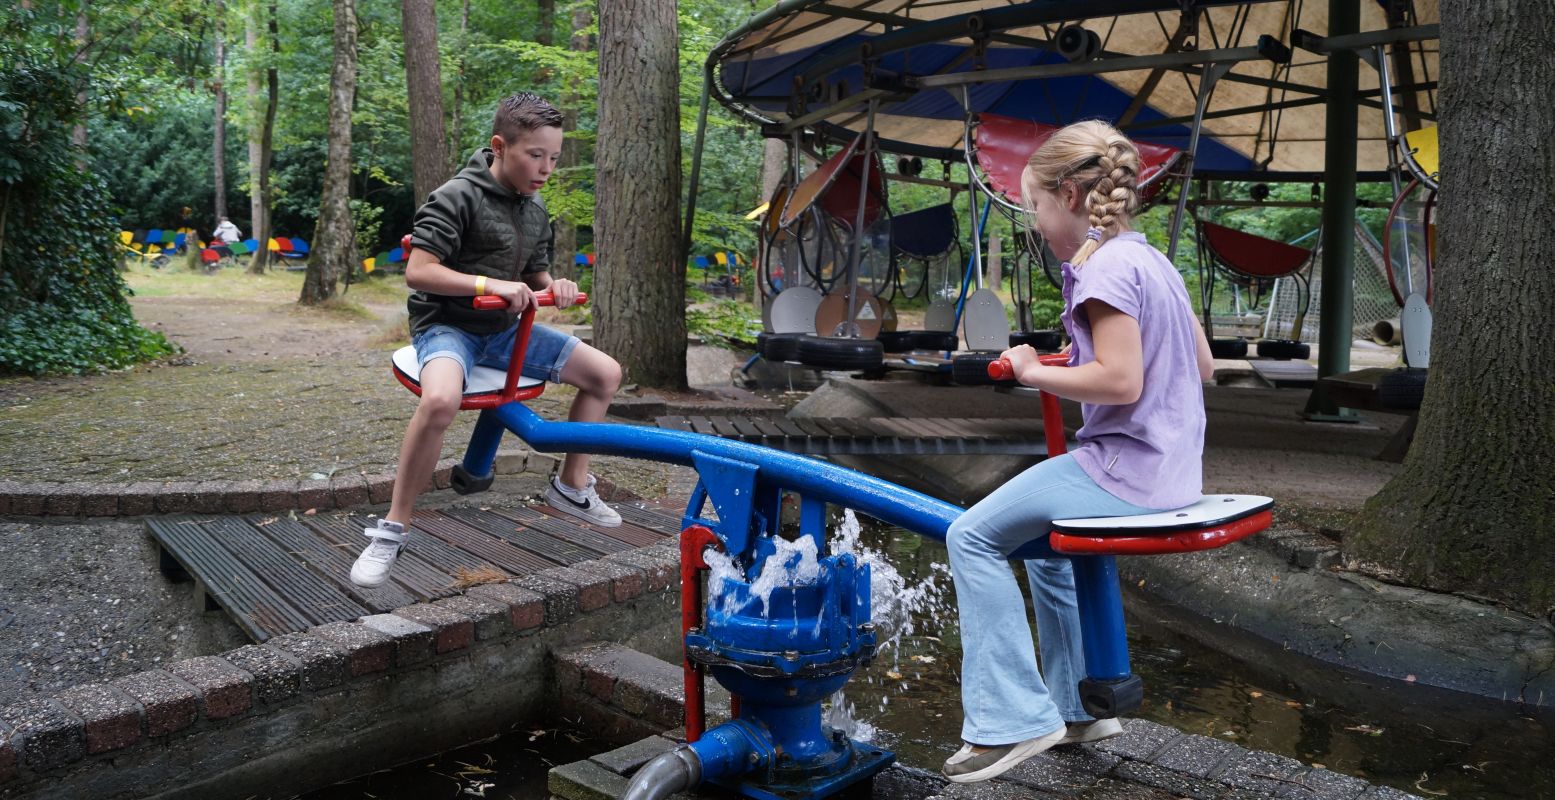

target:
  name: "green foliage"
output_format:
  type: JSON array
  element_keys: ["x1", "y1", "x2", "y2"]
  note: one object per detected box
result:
[{"x1": 685, "y1": 296, "x2": 761, "y2": 348}]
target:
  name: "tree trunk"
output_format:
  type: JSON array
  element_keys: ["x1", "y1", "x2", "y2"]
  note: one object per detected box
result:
[
  {"x1": 401, "y1": 0, "x2": 449, "y2": 205},
  {"x1": 71, "y1": 5, "x2": 89, "y2": 153},
  {"x1": 245, "y1": 4, "x2": 264, "y2": 250},
  {"x1": 536, "y1": 0, "x2": 555, "y2": 46},
  {"x1": 301, "y1": 0, "x2": 358, "y2": 304},
  {"x1": 213, "y1": 0, "x2": 227, "y2": 222},
  {"x1": 1345, "y1": 0, "x2": 1555, "y2": 621},
  {"x1": 449, "y1": 0, "x2": 470, "y2": 167},
  {"x1": 248, "y1": 0, "x2": 279, "y2": 274},
  {"x1": 551, "y1": 3, "x2": 592, "y2": 281},
  {"x1": 595, "y1": 0, "x2": 683, "y2": 389}
]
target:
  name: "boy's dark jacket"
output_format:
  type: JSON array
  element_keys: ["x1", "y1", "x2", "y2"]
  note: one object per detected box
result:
[{"x1": 407, "y1": 148, "x2": 554, "y2": 336}]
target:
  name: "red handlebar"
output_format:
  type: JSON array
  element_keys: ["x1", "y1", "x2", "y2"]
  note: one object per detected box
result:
[
  {"x1": 989, "y1": 352, "x2": 1069, "y2": 381},
  {"x1": 472, "y1": 291, "x2": 588, "y2": 310}
]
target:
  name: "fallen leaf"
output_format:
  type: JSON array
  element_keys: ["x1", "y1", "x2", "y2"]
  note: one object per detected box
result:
[
  {"x1": 885, "y1": 670, "x2": 903, "y2": 680},
  {"x1": 304, "y1": 508, "x2": 317, "y2": 516},
  {"x1": 1344, "y1": 724, "x2": 1385, "y2": 736},
  {"x1": 1284, "y1": 701, "x2": 1304, "y2": 709},
  {"x1": 1249, "y1": 691, "x2": 1263, "y2": 699},
  {"x1": 1405, "y1": 674, "x2": 1417, "y2": 682}
]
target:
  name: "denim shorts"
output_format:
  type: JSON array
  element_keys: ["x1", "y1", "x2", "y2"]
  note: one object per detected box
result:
[{"x1": 412, "y1": 322, "x2": 580, "y2": 386}]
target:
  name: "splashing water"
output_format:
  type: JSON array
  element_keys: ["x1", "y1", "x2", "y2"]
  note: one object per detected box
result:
[{"x1": 704, "y1": 534, "x2": 821, "y2": 618}]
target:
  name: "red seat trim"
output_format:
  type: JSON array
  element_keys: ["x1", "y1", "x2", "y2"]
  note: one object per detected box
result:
[
  {"x1": 974, "y1": 113, "x2": 1182, "y2": 205},
  {"x1": 1049, "y1": 509, "x2": 1272, "y2": 556},
  {"x1": 1200, "y1": 221, "x2": 1312, "y2": 279}
]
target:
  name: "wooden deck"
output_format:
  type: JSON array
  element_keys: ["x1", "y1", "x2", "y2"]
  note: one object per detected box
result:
[
  {"x1": 1248, "y1": 358, "x2": 1319, "y2": 388},
  {"x1": 146, "y1": 502, "x2": 681, "y2": 642},
  {"x1": 654, "y1": 415, "x2": 1051, "y2": 456}
]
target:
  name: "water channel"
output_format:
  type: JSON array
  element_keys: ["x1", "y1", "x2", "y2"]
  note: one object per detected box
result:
[{"x1": 301, "y1": 514, "x2": 1553, "y2": 800}]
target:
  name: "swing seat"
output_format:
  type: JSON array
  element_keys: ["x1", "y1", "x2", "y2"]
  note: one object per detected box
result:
[
  {"x1": 779, "y1": 140, "x2": 886, "y2": 229},
  {"x1": 1050, "y1": 495, "x2": 1272, "y2": 556},
  {"x1": 891, "y1": 203, "x2": 958, "y2": 258},
  {"x1": 973, "y1": 113, "x2": 1183, "y2": 206},
  {"x1": 391, "y1": 345, "x2": 545, "y2": 410},
  {"x1": 1199, "y1": 221, "x2": 1311, "y2": 280}
]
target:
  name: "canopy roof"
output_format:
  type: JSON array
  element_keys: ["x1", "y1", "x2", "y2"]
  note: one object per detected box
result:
[{"x1": 710, "y1": 0, "x2": 1439, "y2": 177}]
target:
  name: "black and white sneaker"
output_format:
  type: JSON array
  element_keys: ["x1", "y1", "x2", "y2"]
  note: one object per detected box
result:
[{"x1": 544, "y1": 474, "x2": 622, "y2": 527}]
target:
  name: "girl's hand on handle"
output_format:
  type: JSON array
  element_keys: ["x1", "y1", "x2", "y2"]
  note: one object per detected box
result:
[
  {"x1": 999, "y1": 344, "x2": 1041, "y2": 382},
  {"x1": 549, "y1": 277, "x2": 580, "y2": 309}
]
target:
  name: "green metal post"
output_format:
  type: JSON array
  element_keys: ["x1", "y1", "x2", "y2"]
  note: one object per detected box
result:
[
  {"x1": 681, "y1": 67, "x2": 713, "y2": 269},
  {"x1": 1304, "y1": 0, "x2": 1360, "y2": 420}
]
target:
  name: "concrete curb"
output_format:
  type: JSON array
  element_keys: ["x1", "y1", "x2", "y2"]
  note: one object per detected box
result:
[{"x1": 0, "y1": 545, "x2": 684, "y2": 800}]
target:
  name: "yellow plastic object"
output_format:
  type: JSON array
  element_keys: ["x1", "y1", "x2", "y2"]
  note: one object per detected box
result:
[
  {"x1": 118, "y1": 231, "x2": 133, "y2": 245},
  {"x1": 363, "y1": 257, "x2": 376, "y2": 273},
  {"x1": 268, "y1": 238, "x2": 281, "y2": 251},
  {"x1": 1404, "y1": 126, "x2": 1439, "y2": 181},
  {"x1": 714, "y1": 252, "x2": 728, "y2": 266}
]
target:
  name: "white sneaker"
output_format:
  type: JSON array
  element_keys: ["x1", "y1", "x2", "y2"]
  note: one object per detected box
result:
[
  {"x1": 544, "y1": 474, "x2": 622, "y2": 527},
  {"x1": 1057, "y1": 717, "x2": 1124, "y2": 746},
  {"x1": 941, "y1": 725, "x2": 1065, "y2": 783},
  {"x1": 350, "y1": 519, "x2": 407, "y2": 587}
]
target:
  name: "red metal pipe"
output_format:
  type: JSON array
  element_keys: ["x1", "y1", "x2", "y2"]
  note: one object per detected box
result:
[{"x1": 679, "y1": 525, "x2": 720, "y2": 742}]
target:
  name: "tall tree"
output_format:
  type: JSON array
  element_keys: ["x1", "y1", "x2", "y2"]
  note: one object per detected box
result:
[
  {"x1": 212, "y1": 0, "x2": 227, "y2": 222},
  {"x1": 448, "y1": 0, "x2": 470, "y2": 161},
  {"x1": 301, "y1": 0, "x2": 358, "y2": 303},
  {"x1": 551, "y1": 3, "x2": 592, "y2": 280},
  {"x1": 247, "y1": 0, "x2": 279, "y2": 274},
  {"x1": 536, "y1": 0, "x2": 555, "y2": 46},
  {"x1": 595, "y1": 0, "x2": 682, "y2": 388},
  {"x1": 401, "y1": 0, "x2": 449, "y2": 203},
  {"x1": 1346, "y1": 0, "x2": 1555, "y2": 620},
  {"x1": 244, "y1": 1, "x2": 262, "y2": 245}
]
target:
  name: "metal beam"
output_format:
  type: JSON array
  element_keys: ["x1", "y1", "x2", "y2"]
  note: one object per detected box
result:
[
  {"x1": 913, "y1": 44, "x2": 1275, "y2": 89},
  {"x1": 1294, "y1": 23, "x2": 1438, "y2": 54}
]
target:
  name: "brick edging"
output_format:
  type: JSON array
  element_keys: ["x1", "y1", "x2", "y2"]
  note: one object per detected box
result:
[
  {"x1": 0, "y1": 540, "x2": 682, "y2": 790},
  {"x1": 0, "y1": 448, "x2": 607, "y2": 518}
]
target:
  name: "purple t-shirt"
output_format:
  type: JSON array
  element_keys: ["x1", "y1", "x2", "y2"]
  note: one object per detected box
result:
[{"x1": 1060, "y1": 232, "x2": 1205, "y2": 510}]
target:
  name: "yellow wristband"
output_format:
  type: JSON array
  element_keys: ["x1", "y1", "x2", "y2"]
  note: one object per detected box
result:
[{"x1": 474, "y1": 276, "x2": 487, "y2": 295}]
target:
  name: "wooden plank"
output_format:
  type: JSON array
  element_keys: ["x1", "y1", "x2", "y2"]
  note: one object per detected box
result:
[
  {"x1": 448, "y1": 505, "x2": 638, "y2": 556},
  {"x1": 202, "y1": 517, "x2": 368, "y2": 626},
  {"x1": 746, "y1": 416, "x2": 789, "y2": 445},
  {"x1": 300, "y1": 515, "x2": 456, "y2": 600},
  {"x1": 609, "y1": 503, "x2": 684, "y2": 539},
  {"x1": 412, "y1": 510, "x2": 554, "y2": 575},
  {"x1": 490, "y1": 505, "x2": 637, "y2": 556},
  {"x1": 654, "y1": 415, "x2": 694, "y2": 432},
  {"x1": 465, "y1": 507, "x2": 597, "y2": 565},
  {"x1": 790, "y1": 418, "x2": 832, "y2": 442},
  {"x1": 146, "y1": 517, "x2": 313, "y2": 642},
  {"x1": 723, "y1": 416, "x2": 763, "y2": 442},
  {"x1": 687, "y1": 415, "x2": 716, "y2": 436},
  {"x1": 708, "y1": 416, "x2": 744, "y2": 439},
  {"x1": 248, "y1": 515, "x2": 415, "y2": 613}
]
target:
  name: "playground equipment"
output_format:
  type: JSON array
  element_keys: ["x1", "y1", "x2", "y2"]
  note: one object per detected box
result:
[{"x1": 389, "y1": 278, "x2": 1273, "y2": 798}]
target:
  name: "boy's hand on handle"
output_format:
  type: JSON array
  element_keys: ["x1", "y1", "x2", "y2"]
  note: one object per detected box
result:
[
  {"x1": 491, "y1": 280, "x2": 535, "y2": 313},
  {"x1": 473, "y1": 288, "x2": 588, "y2": 310},
  {"x1": 549, "y1": 278, "x2": 580, "y2": 308}
]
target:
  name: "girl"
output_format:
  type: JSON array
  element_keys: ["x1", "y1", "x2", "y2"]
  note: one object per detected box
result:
[{"x1": 940, "y1": 120, "x2": 1214, "y2": 784}]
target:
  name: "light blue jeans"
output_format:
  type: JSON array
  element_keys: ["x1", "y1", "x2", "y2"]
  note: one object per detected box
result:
[{"x1": 947, "y1": 453, "x2": 1158, "y2": 745}]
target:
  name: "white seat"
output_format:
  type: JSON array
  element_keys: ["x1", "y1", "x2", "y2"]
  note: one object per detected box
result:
[
  {"x1": 391, "y1": 345, "x2": 543, "y2": 396},
  {"x1": 1052, "y1": 495, "x2": 1272, "y2": 535}
]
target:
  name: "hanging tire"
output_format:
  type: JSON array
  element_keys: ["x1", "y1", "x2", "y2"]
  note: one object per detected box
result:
[
  {"x1": 877, "y1": 330, "x2": 917, "y2": 353},
  {"x1": 758, "y1": 332, "x2": 804, "y2": 363},
  {"x1": 1378, "y1": 367, "x2": 1427, "y2": 410},
  {"x1": 951, "y1": 352, "x2": 1015, "y2": 386},
  {"x1": 1209, "y1": 338, "x2": 1248, "y2": 359},
  {"x1": 1256, "y1": 339, "x2": 1310, "y2": 360},
  {"x1": 911, "y1": 331, "x2": 959, "y2": 351},
  {"x1": 1010, "y1": 330, "x2": 1064, "y2": 352},
  {"x1": 796, "y1": 335, "x2": 885, "y2": 371}
]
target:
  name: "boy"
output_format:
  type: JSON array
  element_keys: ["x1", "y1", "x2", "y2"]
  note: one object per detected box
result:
[{"x1": 352, "y1": 92, "x2": 623, "y2": 588}]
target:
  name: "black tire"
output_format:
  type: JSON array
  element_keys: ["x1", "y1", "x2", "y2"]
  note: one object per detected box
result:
[
  {"x1": 758, "y1": 332, "x2": 804, "y2": 363},
  {"x1": 1010, "y1": 330, "x2": 1064, "y2": 352},
  {"x1": 1378, "y1": 367, "x2": 1427, "y2": 410},
  {"x1": 1256, "y1": 339, "x2": 1311, "y2": 360},
  {"x1": 1209, "y1": 338, "x2": 1249, "y2": 359},
  {"x1": 911, "y1": 331, "x2": 959, "y2": 351},
  {"x1": 951, "y1": 352, "x2": 1015, "y2": 386},
  {"x1": 876, "y1": 330, "x2": 918, "y2": 353},
  {"x1": 795, "y1": 335, "x2": 885, "y2": 371}
]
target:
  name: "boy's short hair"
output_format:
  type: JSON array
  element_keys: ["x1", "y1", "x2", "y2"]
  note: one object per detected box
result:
[{"x1": 492, "y1": 93, "x2": 564, "y2": 142}]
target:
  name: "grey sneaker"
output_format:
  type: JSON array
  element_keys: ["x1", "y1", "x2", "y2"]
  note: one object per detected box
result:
[
  {"x1": 1057, "y1": 717, "x2": 1124, "y2": 746},
  {"x1": 350, "y1": 519, "x2": 407, "y2": 588},
  {"x1": 545, "y1": 474, "x2": 622, "y2": 527},
  {"x1": 941, "y1": 725, "x2": 1065, "y2": 783}
]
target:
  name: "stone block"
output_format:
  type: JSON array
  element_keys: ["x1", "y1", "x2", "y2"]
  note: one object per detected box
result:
[
  {"x1": 432, "y1": 459, "x2": 457, "y2": 489},
  {"x1": 1113, "y1": 759, "x2": 1224, "y2": 800},
  {"x1": 155, "y1": 481, "x2": 200, "y2": 514},
  {"x1": 573, "y1": 559, "x2": 644, "y2": 603},
  {"x1": 221, "y1": 645, "x2": 300, "y2": 705},
  {"x1": 112, "y1": 670, "x2": 197, "y2": 737},
  {"x1": 1, "y1": 698, "x2": 85, "y2": 772},
  {"x1": 359, "y1": 613, "x2": 436, "y2": 667},
  {"x1": 266, "y1": 633, "x2": 350, "y2": 691},
  {"x1": 1357, "y1": 785, "x2": 1426, "y2": 800},
  {"x1": 588, "y1": 735, "x2": 678, "y2": 777},
  {"x1": 77, "y1": 483, "x2": 120, "y2": 517},
  {"x1": 41, "y1": 484, "x2": 83, "y2": 516},
  {"x1": 331, "y1": 473, "x2": 371, "y2": 509},
  {"x1": 548, "y1": 759, "x2": 628, "y2": 800},
  {"x1": 1093, "y1": 717, "x2": 1179, "y2": 763},
  {"x1": 310, "y1": 622, "x2": 394, "y2": 677},
  {"x1": 515, "y1": 574, "x2": 580, "y2": 627},
  {"x1": 167, "y1": 656, "x2": 253, "y2": 720},
  {"x1": 467, "y1": 582, "x2": 546, "y2": 631},
  {"x1": 7, "y1": 484, "x2": 48, "y2": 516},
  {"x1": 435, "y1": 595, "x2": 511, "y2": 641},
  {"x1": 1152, "y1": 733, "x2": 1243, "y2": 779},
  {"x1": 259, "y1": 479, "x2": 299, "y2": 512},
  {"x1": 0, "y1": 723, "x2": 14, "y2": 785},
  {"x1": 1002, "y1": 743, "x2": 1118, "y2": 794},
  {"x1": 393, "y1": 604, "x2": 474, "y2": 654},
  {"x1": 296, "y1": 478, "x2": 334, "y2": 512},
  {"x1": 1285, "y1": 767, "x2": 1371, "y2": 800},
  {"x1": 540, "y1": 566, "x2": 612, "y2": 612},
  {"x1": 190, "y1": 480, "x2": 230, "y2": 514},
  {"x1": 117, "y1": 482, "x2": 163, "y2": 516},
  {"x1": 0, "y1": 480, "x2": 17, "y2": 515},
  {"x1": 1216, "y1": 749, "x2": 1305, "y2": 794},
  {"x1": 224, "y1": 479, "x2": 265, "y2": 514},
  {"x1": 367, "y1": 473, "x2": 396, "y2": 504},
  {"x1": 55, "y1": 683, "x2": 143, "y2": 755},
  {"x1": 605, "y1": 548, "x2": 678, "y2": 593}
]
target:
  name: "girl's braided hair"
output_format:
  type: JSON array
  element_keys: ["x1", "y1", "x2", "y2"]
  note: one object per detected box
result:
[{"x1": 1018, "y1": 120, "x2": 1143, "y2": 266}]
